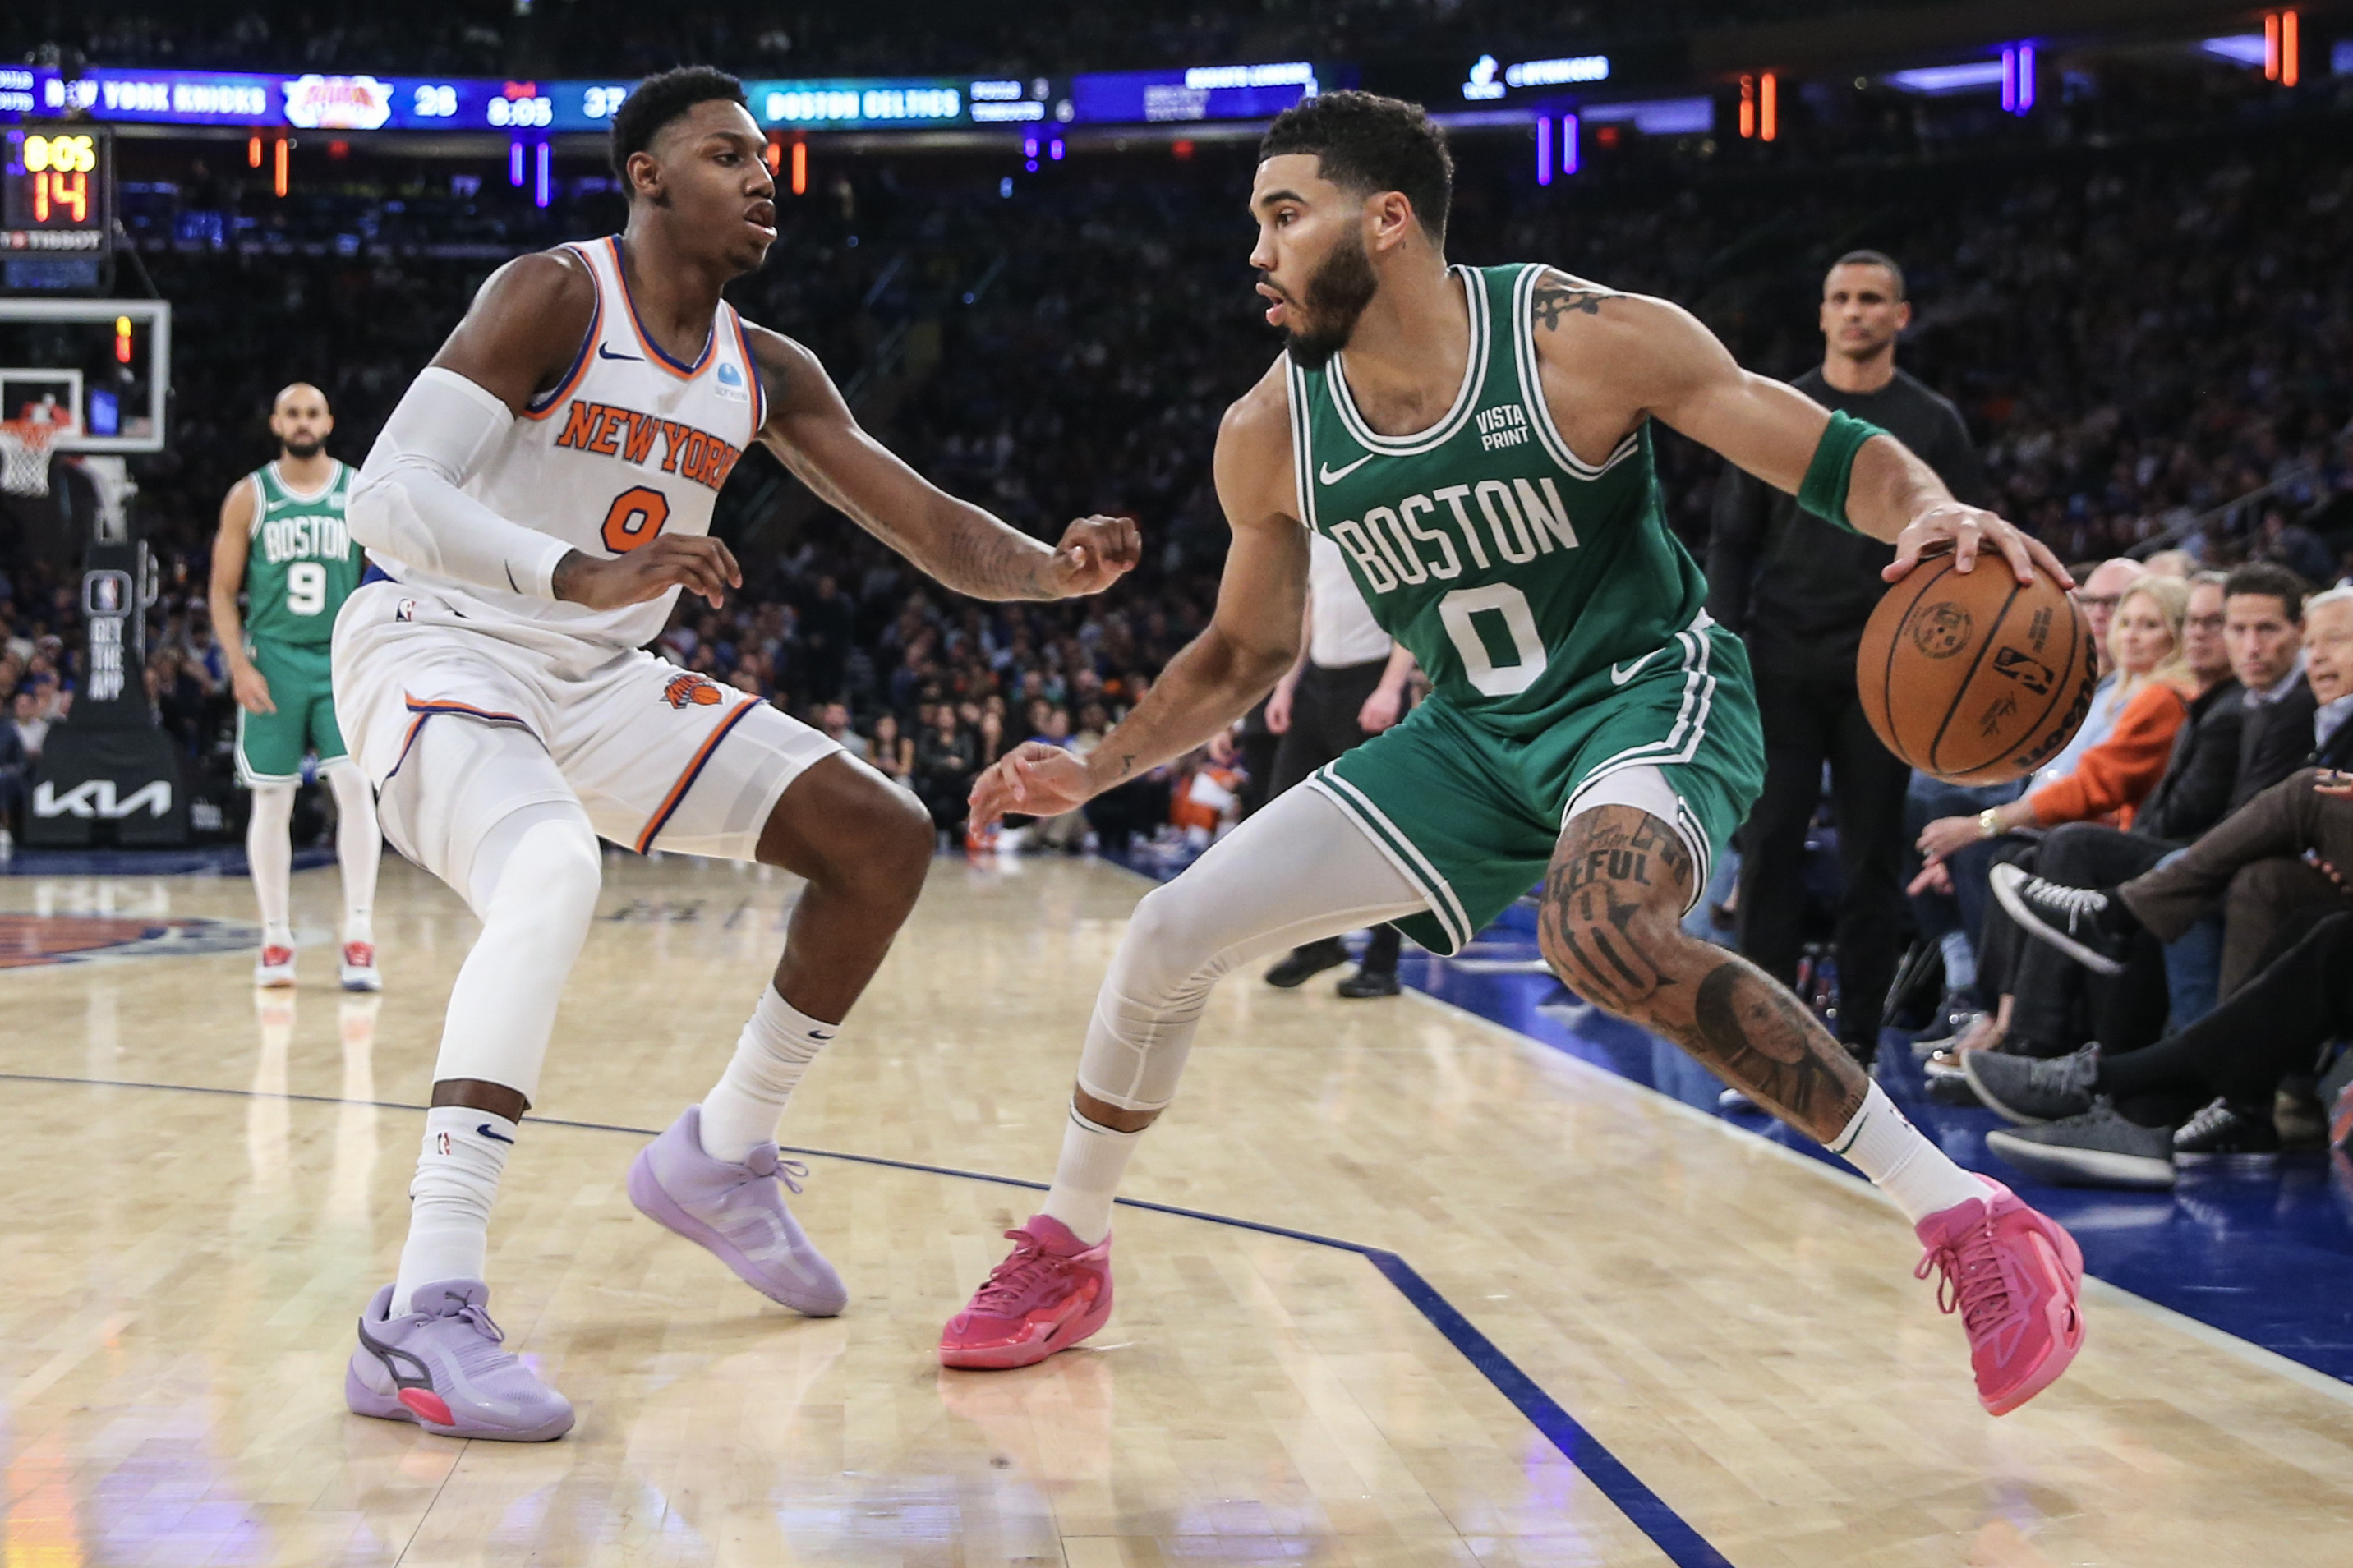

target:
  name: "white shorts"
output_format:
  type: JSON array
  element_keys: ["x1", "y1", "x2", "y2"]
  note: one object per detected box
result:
[{"x1": 332, "y1": 579, "x2": 840, "y2": 864}]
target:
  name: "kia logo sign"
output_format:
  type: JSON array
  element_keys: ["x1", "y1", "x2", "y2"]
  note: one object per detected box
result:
[{"x1": 32, "y1": 779, "x2": 173, "y2": 819}]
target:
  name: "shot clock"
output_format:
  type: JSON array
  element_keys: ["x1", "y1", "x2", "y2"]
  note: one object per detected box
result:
[{"x1": 2, "y1": 126, "x2": 112, "y2": 290}]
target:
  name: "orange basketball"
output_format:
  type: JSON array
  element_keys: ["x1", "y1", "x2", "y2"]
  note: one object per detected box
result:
[{"x1": 1856, "y1": 551, "x2": 2097, "y2": 784}]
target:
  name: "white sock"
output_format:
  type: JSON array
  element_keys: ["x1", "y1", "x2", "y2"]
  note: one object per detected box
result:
[
  {"x1": 325, "y1": 763, "x2": 380, "y2": 944},
  {"x1": 247, "y1": 782, "x2": 294, "y2": 941},
  {"x1": 1039, "y1": 1103, "x2": 1141, "y2": 1245},
  {"x1": 394, "y1": 1106, "x2": 516, "y2": 1313},
  {"x1": 1938, "y1": 930, "x2": 1977, "y2": 994},
  {"x1": 1829, "y1": 1083, "x2": 1987, "y2": 1224},
  {"x1": 698, "y1": 985, "x2": 835, "y2": 1164}
]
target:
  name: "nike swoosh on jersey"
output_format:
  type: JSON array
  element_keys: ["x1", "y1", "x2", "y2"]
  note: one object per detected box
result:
[
  {"x1": 596, "y1": 344, "x2": 642, "y2": 361},
  {"x1": 1609, "y1": 651, "x2": 1663, "y2": 685},
  {"x1": 1318, "y1": 453, "x2": 1377, "y2": 485}
]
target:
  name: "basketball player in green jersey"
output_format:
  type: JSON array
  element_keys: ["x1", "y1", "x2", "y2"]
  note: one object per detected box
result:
[
  {"x1": 945, "y1": 92, "x2": 2088, "y2": 1415},
  {"x1": 208, "y1": 383, "x2": 383, "y2": 991}
]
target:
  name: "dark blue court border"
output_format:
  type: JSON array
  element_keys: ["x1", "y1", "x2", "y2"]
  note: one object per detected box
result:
[{"x1": 0, "y1": 1069, "x2": 1733, "y2": 1568}]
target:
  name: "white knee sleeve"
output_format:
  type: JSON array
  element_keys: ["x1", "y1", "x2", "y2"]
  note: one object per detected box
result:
[
  {"x1": 427, "y1": 803, "x2": 601, "y2": 1102},
  {"x1": 246, "y1": 781, "x2": 296, "y2": 934},
  {"x1": 1076, "y1": 787, "x2": 1425, "y2": 1114},
  {"x1": 383, "y1": 717, "x2": 601, "y2": 1102}
]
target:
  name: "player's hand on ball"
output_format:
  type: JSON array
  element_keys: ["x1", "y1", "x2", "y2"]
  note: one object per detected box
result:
[
  {"x1": 555, "y1": 538, "x2": 742, "y2": 611},
  {"x1": 1886, "y1": 503, "x2": 2073, "y2": 589},
  {"x1": 969, "y1": 742, "x2": 1091, "y2": 829},
  {"x1": 230, "y1": 663, "x2": 276, "y2": 715},
  {"x1": 1044, "y1": 514, "x2": 1142, "y2": 597}
]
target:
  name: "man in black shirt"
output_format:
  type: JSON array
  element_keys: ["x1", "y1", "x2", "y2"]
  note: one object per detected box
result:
[{"x1": 1708, "y1": 251, "x2": 1992, "y2": 1062}]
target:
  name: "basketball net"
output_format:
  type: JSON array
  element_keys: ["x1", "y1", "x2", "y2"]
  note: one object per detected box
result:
[{"x1": 0, "y1": 418, "x2": 58, "y2": 498}]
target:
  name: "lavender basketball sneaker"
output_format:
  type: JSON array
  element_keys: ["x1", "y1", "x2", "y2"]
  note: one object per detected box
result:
[
  {"x1": 627, "y1": 1106, "x2": 847, "y2": 1317},
  {"x1": 345, "y1": 1280, "x2": 575, "y2": 1442}
]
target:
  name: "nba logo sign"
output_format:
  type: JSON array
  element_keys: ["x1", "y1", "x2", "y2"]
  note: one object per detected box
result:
[{"x1": 81, "y1": 569, "x2": 131, "y2": 617}]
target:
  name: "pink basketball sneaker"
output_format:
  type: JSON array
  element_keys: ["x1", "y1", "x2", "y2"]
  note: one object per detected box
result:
[
  {"x1": 938, "y1": 1215, "x2": 1112, "y2": 1370},
  {"x1": 1914, "y1": 1176, "x2": 2084, "y2": 1414}
]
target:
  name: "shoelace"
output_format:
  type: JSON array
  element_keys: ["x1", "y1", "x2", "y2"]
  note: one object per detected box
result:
[
  {"x1": 768, "y1": 1157, "x2": 810, "y2": 1196},
  {"x1": 2030, "y1": 881, "x2": 2109, "y2": 924},
  {"x1": 422, "y1": 1293, "x2": 517, "y2": 1375},
  {"x1": 2028, "y1": 1046, "x2": 2098, "y2": 1094},
  {"x1": 1916, "y1": 1219, "x2": 2015, "y2": 1337},
  {"x1": 2176, "y1": 1097, "x2": 2237, "y2": 1144},
  {"x1": 969, "y1": 1228, "x2": 1061, "y2": 1313}
]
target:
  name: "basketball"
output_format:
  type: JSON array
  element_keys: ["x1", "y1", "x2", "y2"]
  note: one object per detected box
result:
[{"x1": 1858, "y1": 549, "x2": 2097, "y2": 784}]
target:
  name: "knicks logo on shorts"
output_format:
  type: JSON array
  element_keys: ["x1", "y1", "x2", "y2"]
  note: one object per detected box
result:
[{"x1": 661, "y1": 673, "x2": 725, "y2": 709}]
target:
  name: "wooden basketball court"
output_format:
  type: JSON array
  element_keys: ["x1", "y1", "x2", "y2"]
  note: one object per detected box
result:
[{"x1": 4, "y1": 851, "x2": 2351, "y2": 1566}]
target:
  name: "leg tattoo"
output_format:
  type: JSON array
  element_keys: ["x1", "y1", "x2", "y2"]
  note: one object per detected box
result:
[{"x1": 1539, "y1": 805, "x2": 1867, "y2": 1142}]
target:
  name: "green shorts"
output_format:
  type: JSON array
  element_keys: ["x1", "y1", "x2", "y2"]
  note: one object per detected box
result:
[
  {"x1": 1308, "y1": 620, "x2": 1763, "y2": 954},
  {"x1": 235, "y1": 637, "x2": 348, "y2": 784}
]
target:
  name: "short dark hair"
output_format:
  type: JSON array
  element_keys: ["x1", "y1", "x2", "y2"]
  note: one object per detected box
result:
[
  {"x1": 610, "y1": 66, "x2": 750, "y2": 186},
  {"x1": 1830, "y1": 249, "x2": 1906, "y2": 300},
  {"x1": 1260, "y1": 90, "x2": 1453, "y2": 246},
  {"x1": 2222, "y1": 560, "x2": 2309, "y2": 622}
]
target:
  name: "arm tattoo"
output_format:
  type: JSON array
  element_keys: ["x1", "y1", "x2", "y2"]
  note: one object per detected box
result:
[
  {"x1": 1531, "y1": 278, "x2": 1622, "y2": 331},
  {"x1": 1536, "y1": 803, "x2": 1864, "y2": 1138}
]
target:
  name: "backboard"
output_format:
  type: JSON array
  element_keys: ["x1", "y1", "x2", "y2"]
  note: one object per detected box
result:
[{"x1": 0, "y1": 297, "x2": 168, "y2": 453}]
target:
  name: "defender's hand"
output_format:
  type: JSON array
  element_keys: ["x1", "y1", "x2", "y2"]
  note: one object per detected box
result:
[
  {"x1": 1042, "y1": 514, "x2": 1141, "y2": 598},
  {"x1": 554, "y1": 538, "x2": 741, "y2": 610},
  {"x1": 969, "y1": 742, "x2": 1091, "y2": 830},
  {"x1": 1884, "y1": 502, "x2": 2072, "y2": 588},
  {"x1": 231, "y1": 663, "x2": 275, "y2": 715}
]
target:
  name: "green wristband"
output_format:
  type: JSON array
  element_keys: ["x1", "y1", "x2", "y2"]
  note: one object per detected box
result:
[{"x1": 1797, "y1": 410, "x2": 1888, "y2": 536}]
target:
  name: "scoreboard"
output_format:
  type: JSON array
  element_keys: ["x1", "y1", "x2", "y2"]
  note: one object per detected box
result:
[
  {"x1": 2, "y1": 126, "x2": 112, "y2": 255},
  {"x1": 2, "y1": 125, "x2": 112, "y2": 288}
]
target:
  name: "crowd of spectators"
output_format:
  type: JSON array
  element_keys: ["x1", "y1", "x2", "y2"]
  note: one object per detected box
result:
[
  {"x1": 9, "y1": 2, "x2": 2031, "y2": 85},
  {"x1": 5, "y1": 63, "x2": 2353, "y2": 876}
]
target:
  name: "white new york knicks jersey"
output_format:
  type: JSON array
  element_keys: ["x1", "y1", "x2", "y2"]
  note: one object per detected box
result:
[{"x1": 368, "y1": 234, "x2": 765, "y2": 651}]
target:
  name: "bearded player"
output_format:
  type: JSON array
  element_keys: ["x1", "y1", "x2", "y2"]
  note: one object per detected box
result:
[
  {"x1": 208, "y1": 384, "x2": 383, "y2": 991},
  {"x1": 946, "y1": 92, "x2": 2085, "y2": 1416},
  {"x1": 334, "y1": 67, "x2": 1137, "y2": 1440}
]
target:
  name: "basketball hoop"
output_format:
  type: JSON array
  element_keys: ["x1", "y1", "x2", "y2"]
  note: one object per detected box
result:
[{"x1": 0, "y1": 418, "x2": 58, "y2": 497}]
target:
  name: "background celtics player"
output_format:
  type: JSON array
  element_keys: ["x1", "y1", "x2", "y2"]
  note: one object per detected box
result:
[
  {"x1": 207, "y1": 383, "x2": 383, "y2": 991},
  {"x1": 944, "y1": 92, "x2": 2089, "y2": 1417}
]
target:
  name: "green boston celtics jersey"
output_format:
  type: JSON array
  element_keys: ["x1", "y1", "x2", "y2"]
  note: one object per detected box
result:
[
  {"x1": 242, "y1": 460, "x2": 362, "y2": 646},
  {"x1": 1287, "y1": 263, "x2": 1710, "y2": 739}
]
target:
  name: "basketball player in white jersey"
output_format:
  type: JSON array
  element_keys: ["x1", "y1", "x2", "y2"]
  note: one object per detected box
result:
[{"x1": 334, "y1": 67, "x2": 1139, "y2": 1441}]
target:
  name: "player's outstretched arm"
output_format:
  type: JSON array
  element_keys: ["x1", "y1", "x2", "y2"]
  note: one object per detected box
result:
[
  {"x1": 1536, "y1": 275, "x2": 2068, "y2": 588},
  {"x1": 969, "y1": 370, "x2": 1308, "y2": 828},
  {"x1": 207, "y1": 477, "x2": 273, "y2": 714},
  {"x1": 745, "y1": 324, "x2": 1138, "y2": 602}
]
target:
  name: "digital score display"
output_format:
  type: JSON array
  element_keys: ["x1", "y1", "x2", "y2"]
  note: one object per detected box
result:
[{"x1": 3, "y1": 127, "x2": 112, "y2": 254}]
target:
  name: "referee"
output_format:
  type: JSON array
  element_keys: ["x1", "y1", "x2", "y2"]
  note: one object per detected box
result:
[
  {"x1": 1706, "y1": 251, "x2": 1992, "y2": 1063},
  {"x1": 1261, "y1": 531, "x2": 1419, "y2": 998}
]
